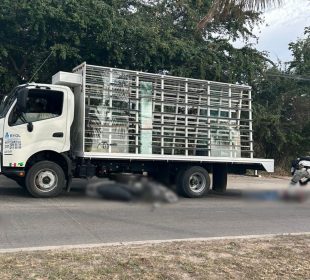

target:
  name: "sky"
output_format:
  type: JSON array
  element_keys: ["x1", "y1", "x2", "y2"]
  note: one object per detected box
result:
[{"x1": 236, "y1": 0, "x2": 310, "y2": 63}]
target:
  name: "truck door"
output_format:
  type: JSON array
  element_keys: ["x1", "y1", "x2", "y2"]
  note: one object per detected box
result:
[{"x1": 2, "y1": 87, "x2": 67, "y2": 168}]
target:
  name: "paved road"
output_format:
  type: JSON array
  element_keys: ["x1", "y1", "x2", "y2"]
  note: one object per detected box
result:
[{"x1": 0, "y1": 175, "x2": 309, "y2": 249}]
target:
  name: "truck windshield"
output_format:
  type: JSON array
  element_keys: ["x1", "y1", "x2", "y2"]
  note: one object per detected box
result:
[{"x1": 0, "y1": 87, "x2": 20, "y2": 118}]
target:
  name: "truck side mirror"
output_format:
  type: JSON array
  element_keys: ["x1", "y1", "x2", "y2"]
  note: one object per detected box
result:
[
  {"x1": 16, "y1": 88, "x2": 28, "y2": 113},
  {"x1": 27, "y1": 122, "x2": 33, "y2": 132}
]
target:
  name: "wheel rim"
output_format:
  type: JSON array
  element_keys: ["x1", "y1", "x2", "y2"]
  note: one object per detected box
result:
[
  {"x1": 189, "y1": 172, "x2": 206, "y2": 193},
  {"x1": 34, "y1": 169, "x2": 58, "y2": 192}
]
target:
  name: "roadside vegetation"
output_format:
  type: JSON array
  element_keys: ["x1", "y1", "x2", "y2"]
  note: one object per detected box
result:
[
  {"x1": 0, "y1": 235, "x2": 309, "y2": 279},
  {"x1": 0, "y1": 1, "x2": 309, "y2": 168}
]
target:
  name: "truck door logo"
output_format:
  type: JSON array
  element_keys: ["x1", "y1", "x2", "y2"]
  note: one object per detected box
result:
[{"x1": 4, "y1": 133, "x2": 22, "y2": 154}]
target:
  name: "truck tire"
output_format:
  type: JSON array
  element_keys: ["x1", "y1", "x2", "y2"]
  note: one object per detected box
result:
[
  {"x1": 25, "y1": 161, "x2": 66, "y2": 198},
  {"x1": 177, "y1": 166, "x2": 210, "y2": 198},
  {"x1": 212, "y1": 163, "x2": 228, "y2": 192}
]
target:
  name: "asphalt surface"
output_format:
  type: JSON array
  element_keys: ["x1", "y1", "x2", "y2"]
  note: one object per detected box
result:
[{"x1": 0, "y1": 175, "x2": 309, "y2": 250}]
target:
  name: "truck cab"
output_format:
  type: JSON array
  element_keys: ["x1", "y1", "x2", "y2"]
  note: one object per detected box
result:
[{"x1": 0, "y1": 84, "x2": 74, "y2": 197}]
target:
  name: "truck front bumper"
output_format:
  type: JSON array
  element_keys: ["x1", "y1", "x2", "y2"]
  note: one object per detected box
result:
[{"x1": 1, "y1": 167, "x2": 25, "y2": 179}]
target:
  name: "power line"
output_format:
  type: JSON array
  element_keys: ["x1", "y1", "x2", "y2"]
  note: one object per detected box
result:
[
  {"x1": 266, "y1": 73, "x2": 310, "y2": 82},
  {"x1": 28, "y1": 51, "x2": 53, "y2": 83}
]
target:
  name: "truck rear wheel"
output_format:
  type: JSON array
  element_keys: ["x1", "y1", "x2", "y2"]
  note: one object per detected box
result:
[
  {"x1": 177, "y1": 166, "x2": 210, "y2": 198},
  {"x1": 212, "y1": 163, "x2": 228, "y2": 192},
  {"x1": 25, "y1": 161, "x2": 66, "y2": 198}
]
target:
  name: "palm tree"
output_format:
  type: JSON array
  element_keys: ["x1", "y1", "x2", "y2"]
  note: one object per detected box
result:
[{"x1": 198, "y1": 0, "x2": 283, "y2": 29}]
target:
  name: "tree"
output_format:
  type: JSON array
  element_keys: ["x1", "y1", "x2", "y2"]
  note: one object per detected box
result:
[
  {"x1": 0, "y1": 0, "x2": 269, "y2": 98},
  {"x1": 253, "y1": 26, "x2": 310, "y2": 167},
  {"x1": 198, "y1": 0, "x2": 283, "y2": 29},
  {"x1": 0, "y1": 0, "x2": 116, "y2": 95},
  {"x1": 2, "y1": 0, "x2": 306, "y2": 170},
  {"x1": 289, "y1": 27, "x2": 310, "y2": 78}
]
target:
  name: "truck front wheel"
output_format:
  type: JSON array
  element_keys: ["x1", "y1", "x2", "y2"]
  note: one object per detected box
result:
[
  {"x1": 177, "y1": 166, "x2": 210, "y2": 198},
  {"x1": 25, "y1": 161, "x2": 66, "y2": 198}
]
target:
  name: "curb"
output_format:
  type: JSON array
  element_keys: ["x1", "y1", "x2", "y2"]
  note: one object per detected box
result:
[{"x1": 1, "y1": 232, "x2": 309, "y2": 254}]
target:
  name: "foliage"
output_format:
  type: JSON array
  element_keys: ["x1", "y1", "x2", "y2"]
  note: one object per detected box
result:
[
  {"x1": 289, "y1": 27, "x2": 310, "y2": 77},
  {"x1": 0, "y1": 0, "x2": 308, "y2": 169},
  {"x1": 198, "y1": 0, "x2": 283, "y2": 29},
  {"x1": 0, "y1": 0, "x2": 116, "y2": 94},
  {"x1": 0, "y1": 0, "x2": 267, "y2": 97},
  {"x1": 253, "y1": 27, "x2": 310, "y2": 167}
]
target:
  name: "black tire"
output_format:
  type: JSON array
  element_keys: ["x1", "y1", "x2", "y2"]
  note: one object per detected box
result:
[
  {"x1": 177, "y1": 166, "x2": 210, "y2": 198},
  {"x1": 97, "y1": 185, "x2": 134, "y2": 201},
  {"x1": 25, "y1": 161, "x2": 66, "y2": 198},
  {"x1": 212, "y1": 163, "x2": 228, "y2": 192}
]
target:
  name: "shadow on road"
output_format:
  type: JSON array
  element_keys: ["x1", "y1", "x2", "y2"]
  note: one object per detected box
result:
[
  {"x1": 0, "y1": 175, "x2": 308, "y2": 204},
  {"x1": 0, "y1": 186, "x2": 29, "y2": 197},
  {"x1": 207, "y1": 188, "x2": 309, "y2": 203}
]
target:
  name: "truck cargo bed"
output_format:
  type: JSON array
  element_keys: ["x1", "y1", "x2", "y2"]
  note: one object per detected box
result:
[{"x1": 72, "y1": 63, "x2": 257, "y2": 160}]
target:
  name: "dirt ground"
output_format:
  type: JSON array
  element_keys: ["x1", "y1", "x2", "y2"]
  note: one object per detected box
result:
[{"x1": 0, "y1": 234, "x2": 309, "y2": 280}]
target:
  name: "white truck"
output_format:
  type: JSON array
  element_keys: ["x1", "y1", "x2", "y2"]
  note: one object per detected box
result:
[{"x1": 0, "y1": 62, "x2": 274, "y2": 198}]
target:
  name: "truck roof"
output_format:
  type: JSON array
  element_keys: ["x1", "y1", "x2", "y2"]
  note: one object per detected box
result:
[{"x1": 74, "y1": 62, "x2": 252, "y2": 90}]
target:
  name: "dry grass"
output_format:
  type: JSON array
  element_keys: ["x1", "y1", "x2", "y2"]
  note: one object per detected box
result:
[{"x1": 0, "y1": 235, "x2": 309, "y2": 280}]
